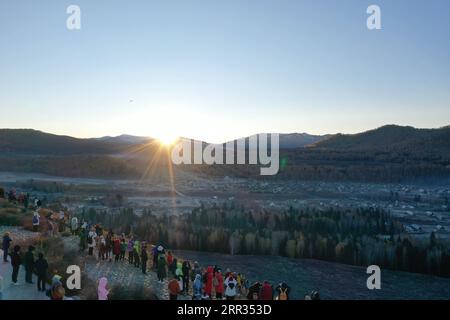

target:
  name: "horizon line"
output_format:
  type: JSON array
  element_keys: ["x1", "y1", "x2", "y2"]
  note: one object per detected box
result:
[{"x1": 1, "y1": 123, "x2": 449, "y2": 144}]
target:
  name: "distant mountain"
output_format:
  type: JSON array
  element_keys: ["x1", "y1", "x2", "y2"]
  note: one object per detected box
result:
[
  {"x1": 226, "y1": 133, "x2": 329, "y2": 149},
  {"x1": 2, "y1": 126, "x2": 450, "y2": 183},
  {"x1": 312, "y1": 125, "x2": 450, "y2": 157},
  {"x1": 279, "y1": 133, "x2": 330, "y2": 148},
  {"x1": 96, "y1": 134, "x2": 151, "y2": 144},
  {"x1": 198, "y1": 125, "x2": 450, "y2": 183},
  {"x1": 0, "y1": 129, "x2": 128, "y2": 155}
]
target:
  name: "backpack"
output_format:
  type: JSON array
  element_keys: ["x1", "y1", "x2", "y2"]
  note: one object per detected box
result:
[
  {"x1": 228, "y1": 281, "x2": 235, "y2": 290},
  {"x1": 87, "y1": 235, "x2": 93, "y2": 245},
  {"x1": 278, "y1": 288, "x2": 288, "y2": 300},
  {"x1": 310, "y1": 290, "x2": 320, "y2": 300},
  {"x1": 32, "y1": 215, "x2": 39, "y2": 224}
]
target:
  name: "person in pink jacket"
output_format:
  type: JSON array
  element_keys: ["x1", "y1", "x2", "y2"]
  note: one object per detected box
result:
[{"x1": 98, "y1": 277, "x2": 110, "y2": 300}]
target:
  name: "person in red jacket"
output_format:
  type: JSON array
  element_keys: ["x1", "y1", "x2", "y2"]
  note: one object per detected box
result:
[
  {"x1": 168, "y1": 276, "x2": 181, "y2": 300},
  {"x1": 260, "y1": 281, "x2": 273, "y2": 300},
  {"x1": 214, "y1": 269, "x2": 224, "y2": 300},
  {"x1": 204, "y1": 266, "x2": 214, "y2": 297},
  {"x1": 167, "y1": 251, "x2": 174, "y2": 268},
  {"x1": 113, "y1": 236, "x2": 121, "y2": 262}
]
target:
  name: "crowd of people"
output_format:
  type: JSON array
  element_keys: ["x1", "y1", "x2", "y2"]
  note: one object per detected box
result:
[
  {"x1": 0, "y1": 189, "x2": 319, "y2": 301},
  {"x1": 4, "y1": 188, "x2": 44, "y2": 210},
  {"x1": 71, "y1": 218, "x2": 297, "y2": 300},
  {"x1": 1, "y1": 231, "x2": 68, "y2": 300}
]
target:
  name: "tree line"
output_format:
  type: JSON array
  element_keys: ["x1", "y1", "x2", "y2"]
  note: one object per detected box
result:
[{"x1": 78, "y1": 203, "x2": 450, "y2": 278}]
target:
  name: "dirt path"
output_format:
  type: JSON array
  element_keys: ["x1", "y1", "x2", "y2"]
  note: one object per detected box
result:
[
  {"x1": 0, "y1": 253, "x2": 50, "y2": 300},
  {"x1": 0, "y1": 226, "x2": 49, "y2": 300}
]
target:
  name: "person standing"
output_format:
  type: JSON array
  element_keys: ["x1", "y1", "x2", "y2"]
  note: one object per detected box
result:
[
  {"x1": 192, "y1": 274, "x2": 202, "y2": 300},
  {"x1": 120, "y1": 238, "x2": 126, "y2": 261},
  {"x1": 2, "y1": 232, "x2": 12, "y2": 262},
  {"x1": 98, "y1": 277, "x2": 110, "y2": 300},
  {"x1": 168, "y1": 276, "x2": 181, "y2": 300},
  {"x1": 127, "y1": 239, "x2": 134, "y2": 264},
  {"x1": 57, "y1": 211, "x2": 65, "y2": 233},
  {"x1": 204, "y1": 266, "x2": 214, "y2": 298},
  {"x1": 79, "y1": 228, "x2": 87, "y2": 252},
  {"x1": 152, "y1": 246, "x2": 159, "y2": 270},
  {"x1": 24, "y1": 245, "x2": 35, "y2": 284},
  {"x1": 169, "y1": 258, "x2": 178, "y2": 276},
  {"x1": 182, "y1": 261, "x2": 191, "y2": 294},
  {"x1": 175, "y1": 262, "x2": 184, "y2": 291},
  {"x1": 157, "y1": 254, "x2": 167, "y2": 282},
  {"x1": 275, "y1": 282, "x2": 291, "y2": 300},
  {"x1": 214, "y1": 269, "x2": 224, "y2": 300},
  {"x1": 167, "y1": 251, "x2": 174, "y2": 270},
  {"x1": 87, "y1": 228, "x2": 96, "y2": 256},
  {"x1": 32, "y1": 212, "x2": 40, "y2": 232},
  {"x1": 141, "y1": 246, "x2": 148, "y2": 274},
  {"x1": 133, "y1": 241, "x2": 141, "y2": 268},
  {"x1": 71, "y1": 216, "x2": 78, "y2": 235},
  {"x1": 224, "y1": 274, "x2": 238, "y2": 300},
  {"x1": 99, "y1": 235, "x2": 106, "y2": 261},
  {"x1": 260, "y1": 281, "x2": 273, "y2": 300},
  {"x1": 35, "y1": 253, "x2": 49, "y2": 292},
  {"x1": 113, "y1": 236, "x2": 121, "y2": 262},
  {"x1": 11, "y1": 245, "x2": 21, "y2": 285},
  {"x1": 105, "y1": 229, "x2": 113, "y2": 262}
]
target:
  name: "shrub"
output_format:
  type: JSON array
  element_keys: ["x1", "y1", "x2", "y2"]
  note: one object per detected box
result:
[
  {"x1": 36, "y1": 236, "x2": 65, "y2": 259},
  {"x1": 0, "y1": 210, "x2": 23, "y2": 226}
]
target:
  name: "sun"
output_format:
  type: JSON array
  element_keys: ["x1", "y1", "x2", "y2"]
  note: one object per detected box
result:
[{"x1": 156, "y1": 133, "x2": 179, "y2": 146}]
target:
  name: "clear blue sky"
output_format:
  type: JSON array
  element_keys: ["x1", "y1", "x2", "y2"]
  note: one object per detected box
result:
[{"x1": 0, "y1": 0, "x2": 449, "y2": 142}]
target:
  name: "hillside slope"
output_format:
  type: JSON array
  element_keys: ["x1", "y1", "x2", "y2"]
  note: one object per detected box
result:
[
  {"x1": 0, "y1": 129, "x2": 130, "y2": 155},
  {"x1": 313, "y1": 125, "x2": 450, "y2": 159}
]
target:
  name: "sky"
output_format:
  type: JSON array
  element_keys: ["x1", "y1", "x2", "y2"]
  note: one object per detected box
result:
[{"x1": 0, "y1": 0, "x2": 449, "y2": 143}]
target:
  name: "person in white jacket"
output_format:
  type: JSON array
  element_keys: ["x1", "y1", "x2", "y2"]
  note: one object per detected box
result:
[
  {"x1": 224, "y1": 275, "x2": 238, "y2": 300},
  {"x1": 87, "y1": 228, "x2": 97, "y2": 256},
  {"x1": 32, "y1": 211, "x2": 40, "y2": 232}
]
